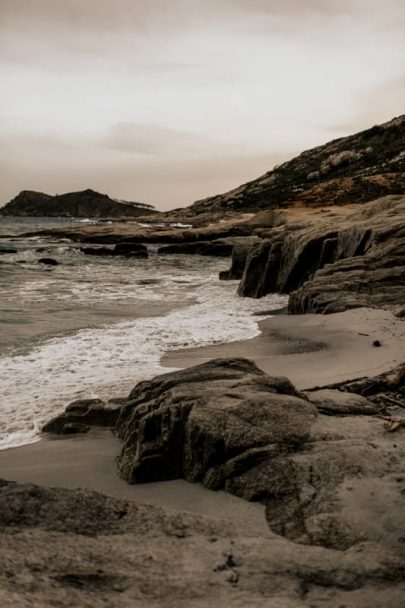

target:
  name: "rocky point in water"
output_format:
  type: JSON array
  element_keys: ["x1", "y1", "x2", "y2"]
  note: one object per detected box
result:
[{"x1": 0, "y1": 188, "x2": 157, "y2": 218}]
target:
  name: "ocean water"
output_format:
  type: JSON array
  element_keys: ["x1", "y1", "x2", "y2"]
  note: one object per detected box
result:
[{"x1": 0, "y1": 217, "x2": 287, "y2": 449}]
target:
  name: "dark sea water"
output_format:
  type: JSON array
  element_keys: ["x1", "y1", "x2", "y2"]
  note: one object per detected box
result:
[{"x1": 0, "y1": 217, "x2": 287, "y2": 449}]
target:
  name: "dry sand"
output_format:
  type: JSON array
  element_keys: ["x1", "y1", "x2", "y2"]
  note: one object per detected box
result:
[{"x1": 163, "y1": 307, "x2": 405, "y2": 389}]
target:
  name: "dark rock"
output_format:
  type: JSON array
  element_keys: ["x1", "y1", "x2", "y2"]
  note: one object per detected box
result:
[
  {"x1": 38, "y1": 258, "x2": 58, "y2": 266},
  {"x1": 65, "y1": 398, "x2": 106, "y2": 413},
  {"x1": 81, "y1": 245, "x2": 148, "y2": 258},
  {"x1": 158, "y1": 241, "x2": 233, "y2": 256},
  {"x1": 219, "y1": 244, "x2": 254, "y2": 280},
  {"x1": 114, "y1": 358, "x2": 405, "y2": 550},
  {"x1": 373, "y1": 340, "x2": 382, "y2": 347},
  {"x1": 42, "y1": 399, "x2": 120, "y2": 434},
  {"x1": 0, "y1": 247, "x2": 17, "y2": 254},
  {"x1": 237, "y1": 195, "x2": 405, "y2": 314},
  {"x1": 113, "y1": 242, "x2": 148, "y2": 255},
  {"x1": 115, "y1": 358, "x2": 313, "y2": 485},
  {"x1": 58, "y1": 422, "x2": 90, "y2": 434}
]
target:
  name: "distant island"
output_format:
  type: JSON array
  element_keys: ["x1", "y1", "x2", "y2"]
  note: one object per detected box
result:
[{"x1": 0, "y1": 188, "x2": 157, "y2": 218}]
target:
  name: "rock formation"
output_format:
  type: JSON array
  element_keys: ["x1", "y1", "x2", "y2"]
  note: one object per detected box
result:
[
  {"x1": 234, "y1": 195, "x2": 405, "y2": 313},
  {"x1": 0, "y1": 188, "x2": 156, "y2": 218},
  {"x1": 2, "y1": 476, "x2": 404, "y2": 607},
  {"x1": 114, "y1": 357, "x2": 404, "y2": 551}
]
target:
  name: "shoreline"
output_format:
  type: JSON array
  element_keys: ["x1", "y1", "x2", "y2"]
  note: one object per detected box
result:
[
  {"x1": 162, "y1": 306, "x2": 405, "y2": 389},
  {"x1": 0, "y1": 305, "x2": 403, "y2": 528}
]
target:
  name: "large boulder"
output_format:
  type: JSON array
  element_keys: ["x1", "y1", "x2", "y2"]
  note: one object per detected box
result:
[{"x1": 114, "y1": 358, "x2": 403, "y2": 550}]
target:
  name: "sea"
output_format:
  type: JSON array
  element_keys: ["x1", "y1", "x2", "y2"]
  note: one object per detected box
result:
[{"x1": 0, "y1": 217, "x2": 287, "y2": 450}]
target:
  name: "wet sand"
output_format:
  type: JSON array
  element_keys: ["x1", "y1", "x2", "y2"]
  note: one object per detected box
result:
[{"x1": 163, "y1": 307, "x2": 405, "y2": 389}]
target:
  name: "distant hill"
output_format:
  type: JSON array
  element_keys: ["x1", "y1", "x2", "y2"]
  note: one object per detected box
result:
[
  {"x1": 0, "y1": 189, "x2": 157, "y2": 218},
  {"x1": 189, "y1": 115, "x2": 405, "y2": 214}
]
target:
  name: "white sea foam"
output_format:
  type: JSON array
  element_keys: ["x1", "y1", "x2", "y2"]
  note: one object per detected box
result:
[{"x1": 0, "y1": 274, "x2": 287, "y2": 449}]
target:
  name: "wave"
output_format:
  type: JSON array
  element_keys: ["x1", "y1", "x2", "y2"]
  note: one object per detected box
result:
[{"x1": 0, "y1": 277, "x2": 287, "y2": 449}]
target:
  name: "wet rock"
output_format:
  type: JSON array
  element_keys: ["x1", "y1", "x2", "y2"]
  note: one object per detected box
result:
[
  {"x1": 158, "y1": 240, "x2": 233, "y2": 256},
  {"x1": 42, "y1": 399, "x2": 120, "y2": 434},
  {"x1": 219, "y1": 244, "x2": 255, "y2": 280},
  {"x1": 113, "y1": 242, "x2": 148, "y2": 256},
  {"x1": 38, "y1": 257, "x2": 58, "y2": 266}
]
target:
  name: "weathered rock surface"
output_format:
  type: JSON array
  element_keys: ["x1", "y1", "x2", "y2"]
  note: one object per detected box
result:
[
  {"x1": 42, "y1": 399, "x2": 121, "y2": 434},
  {"x1": 115, "y1": 358, "x2": 405, "y2": 551},
  {"x1": 236, "y1": 195, "x2": 405, "y2": 313},
  {"x1": 0, "y1": 188, "x2": 156, "y2": 218},
  {"x1": 1, "y1": 478, "x2": 405, "y2": 608},
  {"x1": 303, "y1": 389, "x2": 380, "y2": 415}
]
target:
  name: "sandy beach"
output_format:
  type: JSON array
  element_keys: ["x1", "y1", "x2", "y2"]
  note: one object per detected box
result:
[
  {"x1": 1, "y1": 306, "x2": 403, "y2": 518},
  {"x1": 163, "y1": 307, "x2": 405, "y2": 389}
]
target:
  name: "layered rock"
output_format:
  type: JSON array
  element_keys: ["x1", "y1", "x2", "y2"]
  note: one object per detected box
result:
[
  {"x1": 0, "y1": 189, "x2": 156, "y2": 218},
  {"x1": 236, "y1": 195, "x2": 405, "y2": 313},
  {"x1": 114, "y1": 358, "x2": 404, "y2": 550}
]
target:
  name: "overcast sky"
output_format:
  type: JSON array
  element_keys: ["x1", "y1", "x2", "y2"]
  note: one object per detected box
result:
[{"x1": 1, "y1": 0, "x2": 404, "y2": 210}]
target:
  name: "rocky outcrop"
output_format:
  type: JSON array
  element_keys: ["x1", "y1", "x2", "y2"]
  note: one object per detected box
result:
[
  {"x1": 0, "y1": 189, "x2": 156, "y2": 218},
  {"x1": 114, "y1": 357, "x2": 404, "y2": 551},
  {"x1": 189, "y1": 115, "x2": 405, "y2": 213},
  {"x1": 236, "y1": 195, "x2": 405, "y2": 313},
  {"x1": 219, "y1": 243, "x2": 253, "y2": 279},
  {"x1": 81, "y1": 243, "x2": 148, "y2": 258},
  {"x1": 2, "y1": 478, "x2": 405, "y2": 608},
  {"x1": 42, "y1": 399, "x2": 121, "y2": 434}
]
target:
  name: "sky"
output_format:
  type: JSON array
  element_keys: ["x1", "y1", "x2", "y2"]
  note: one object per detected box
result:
[{"x1": 0, "y1": 0, "x2": 404, "y2": 210}]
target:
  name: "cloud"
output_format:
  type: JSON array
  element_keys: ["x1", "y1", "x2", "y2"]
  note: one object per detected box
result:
[{"x1": 0, "y1": 128, "x2": 291, "y2": 209}]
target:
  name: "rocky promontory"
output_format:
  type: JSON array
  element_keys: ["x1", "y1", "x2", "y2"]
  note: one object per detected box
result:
[
  {"x1": 233, "y1": 194, "x2": 405, "y2": 313},
  {"x1": 0, "y1": 188, "x2": 156, "y2": 218}
]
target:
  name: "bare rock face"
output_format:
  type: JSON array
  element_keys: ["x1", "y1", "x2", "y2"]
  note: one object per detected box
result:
[
  {"x1": 115, "y1": 358, "x2": 404, "y2": 551},
  {"x1": 236, "y1": 195, "x2": 405, "y2": 313}
]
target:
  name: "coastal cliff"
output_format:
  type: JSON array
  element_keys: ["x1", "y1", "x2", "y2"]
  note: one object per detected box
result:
[
  {"x1": 0, "y1": 188, "x2": 156, "y2": 218},
  {"x1": 189, "y1": 114, "x2": 405, "y2": 214}
]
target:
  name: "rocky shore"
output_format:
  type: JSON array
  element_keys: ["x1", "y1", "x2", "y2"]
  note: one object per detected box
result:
[{"x1": 1, "y1": 115, "x2": 404, "y2": 607}]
